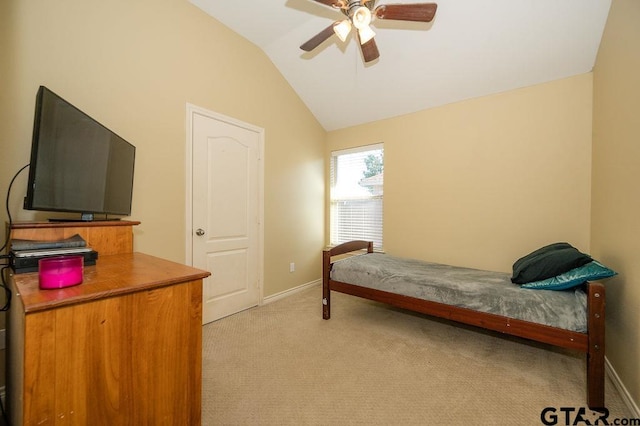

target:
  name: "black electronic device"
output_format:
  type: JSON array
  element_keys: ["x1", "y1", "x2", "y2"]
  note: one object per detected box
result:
[
  {"x1": 11, "y1": 248, "x2": 99, "y2": 274},
  {"x1": 24, "y1": 86, "x2": 136, "y2": 221}
]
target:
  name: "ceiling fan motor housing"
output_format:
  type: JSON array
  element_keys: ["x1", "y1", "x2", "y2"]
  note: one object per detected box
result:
[{"x1": 343, "y1": 0, "x2": 374, "y2": 18}]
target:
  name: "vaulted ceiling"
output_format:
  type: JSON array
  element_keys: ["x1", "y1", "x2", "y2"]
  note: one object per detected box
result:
[{"x1": 190, "y1": 0, "x2": 611, "y2": 131}]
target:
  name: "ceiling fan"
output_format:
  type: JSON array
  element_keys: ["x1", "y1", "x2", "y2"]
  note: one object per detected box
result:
[{"x1": 300, "y1": 0, "x2": 438, "y2": 63}]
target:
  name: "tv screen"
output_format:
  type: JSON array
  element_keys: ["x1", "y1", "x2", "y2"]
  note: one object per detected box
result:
[{"x1": 25, "y1": 86, "x2": 135, "y2": 220}]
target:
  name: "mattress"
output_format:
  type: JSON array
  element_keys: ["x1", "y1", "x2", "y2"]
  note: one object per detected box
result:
[{"x1": 330, "y1": 253, "x2": 588, "y2": 332}]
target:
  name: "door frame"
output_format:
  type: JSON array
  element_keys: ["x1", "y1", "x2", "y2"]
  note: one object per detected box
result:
[{"x1": 185, "y1": 103, "x2": 265, "y2": 306}]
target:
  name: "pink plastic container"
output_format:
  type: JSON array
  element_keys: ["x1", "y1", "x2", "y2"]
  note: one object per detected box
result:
[{"x1": 38, "y1": 256, "x2": 84, "y2": 289}]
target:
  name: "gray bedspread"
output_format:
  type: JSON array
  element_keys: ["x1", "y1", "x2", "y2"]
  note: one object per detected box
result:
[{"x1": 330, "y1": 253, "x2": 587, "y2": 333}]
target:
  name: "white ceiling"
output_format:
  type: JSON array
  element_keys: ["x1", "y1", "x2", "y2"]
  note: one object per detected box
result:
[{"x1": 189, "y1": 0, "x2": 611, "y2": 131}]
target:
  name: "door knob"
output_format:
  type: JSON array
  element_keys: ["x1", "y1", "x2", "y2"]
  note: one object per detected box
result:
[{"x1": 195, "y1": 228, "x2": 205, "y2": 236}]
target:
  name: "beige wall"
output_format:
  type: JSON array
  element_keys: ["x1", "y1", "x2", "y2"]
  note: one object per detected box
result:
[
  {"x1": 593, "y1": 0, "x2": 640, "y2": 409},
  {"x1": 0, "y1": 0, "x2": 325, "y2": 298},
  {"x1": 2, "y1": 0, "x2": 636, "y2": 412},
  {"x1": 327, "y1": 75, "x2": 593, "y2": 273}
]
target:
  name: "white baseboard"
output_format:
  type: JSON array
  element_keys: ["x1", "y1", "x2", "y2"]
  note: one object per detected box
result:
[
  {"x1": 262, "y1": 279, "x2": 320, "y2": 305},
  {"x1": 606, "y1": 356, "x2": 640, "y2": 417}
]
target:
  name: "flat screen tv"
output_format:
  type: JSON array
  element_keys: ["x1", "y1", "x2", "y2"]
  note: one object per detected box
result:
[{"x1": 25, "y1": 86, "x2": 135, "y2": 221}]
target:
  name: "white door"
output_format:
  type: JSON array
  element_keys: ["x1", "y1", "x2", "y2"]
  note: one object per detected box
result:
[{"x1": 190, "y1": 109, "x2": 263, "y2": 324}]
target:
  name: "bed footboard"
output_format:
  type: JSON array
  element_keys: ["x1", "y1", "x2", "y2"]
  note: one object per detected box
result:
[{"x1": 586, "y1": 281, "x2": 606, "y2": 408}]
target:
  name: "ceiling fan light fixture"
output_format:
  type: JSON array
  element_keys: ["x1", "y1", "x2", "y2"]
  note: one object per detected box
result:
[
  {"x1": 352, "y1": 5, "x2": 375, "y2": 44},
  {"x1": 352, "y1": 6, "x2": 372, "y2": 30},
  {"x1": 333, "y1": 19, "x2": 352, "y2": 42},
  {"x1": 358, "y1": 25, "x2": 376, "y2": 44}
]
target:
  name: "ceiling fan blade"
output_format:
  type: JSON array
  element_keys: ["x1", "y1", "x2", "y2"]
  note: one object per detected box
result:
[
  {"x1": 300, "y1": 24, "x2": 337, "y2": 52},
  {"x1": 359, "y1": 37, "x2": 380, "y2": 63},
  {"x1": 374, "y1": 3, "x2": 438, "y2": 22}
]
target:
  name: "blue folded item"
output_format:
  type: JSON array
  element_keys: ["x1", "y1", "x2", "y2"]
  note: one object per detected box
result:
[{"x1": 521, "y1": 261, "x2": 617, "y2": 290}]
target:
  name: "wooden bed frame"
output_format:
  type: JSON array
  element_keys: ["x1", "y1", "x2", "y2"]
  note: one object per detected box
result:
[{"x1": 322, "y1": 240, "x2": 606, "y2": 409}]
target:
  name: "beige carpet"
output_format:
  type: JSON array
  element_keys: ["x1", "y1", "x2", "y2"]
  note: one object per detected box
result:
[{"x1": 202, "y1": 285, "x2": 631, "y2": 425}]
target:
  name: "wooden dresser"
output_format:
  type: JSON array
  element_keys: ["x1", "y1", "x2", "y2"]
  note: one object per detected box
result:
[{"x1": 6, "y1": 221, "x2": 210, "y2": 425}]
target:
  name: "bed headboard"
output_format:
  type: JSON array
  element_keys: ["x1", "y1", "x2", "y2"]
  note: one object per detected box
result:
[{"x1": 325, "y1": 240, "x2": 373, "y2": 257}]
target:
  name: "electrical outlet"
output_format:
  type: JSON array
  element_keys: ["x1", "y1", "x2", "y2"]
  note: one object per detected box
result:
[{"x1": 289, "y1": 262, "x2": 295, "y2": 273}]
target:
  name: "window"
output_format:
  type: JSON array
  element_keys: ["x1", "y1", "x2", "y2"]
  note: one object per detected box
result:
[{"x1": 330, "y1": 143, "x2": 383, "y2": 251}]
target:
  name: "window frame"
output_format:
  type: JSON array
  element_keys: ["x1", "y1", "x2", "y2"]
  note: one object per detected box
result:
[{"x1": 329, "y1": 143, "x2": 384, "y2": 251}]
